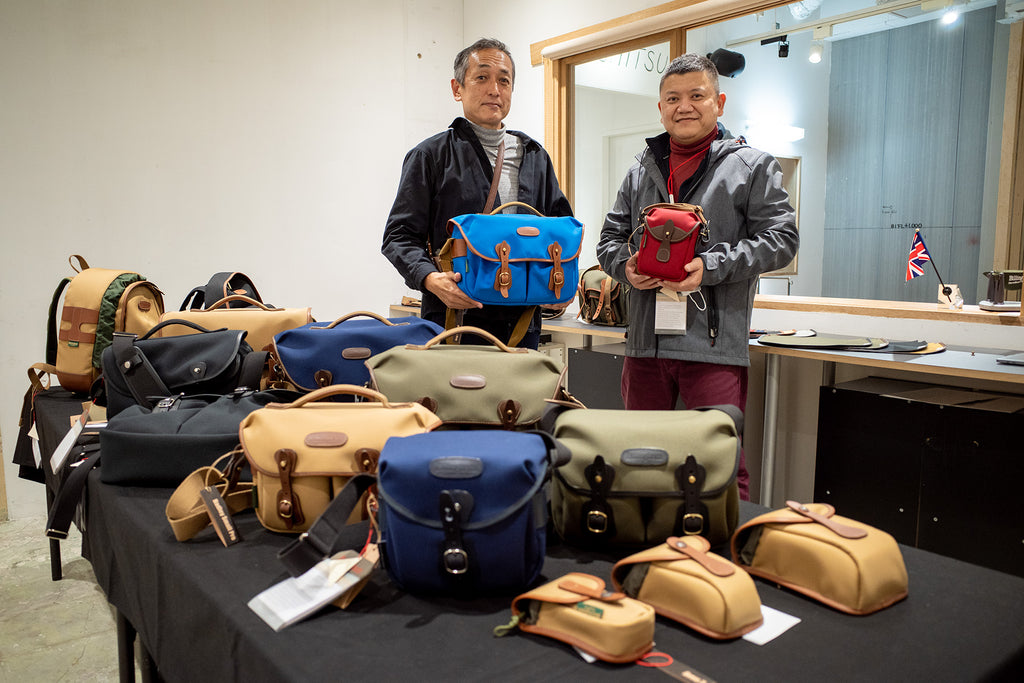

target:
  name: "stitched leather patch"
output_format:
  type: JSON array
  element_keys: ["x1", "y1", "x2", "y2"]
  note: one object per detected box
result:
[
  {"x1": 429, "y1": 457, "x2": 484, "y2": 479},
  {"x1": 621, "y1": 448, "x2": 669, "y2": 466},
  {"x1": 516, "y1": 226, "x2": 541, "y2": 236},
  {"x1": 304, "y1": 431, "x2": 348, "y2": 448},
  {"x1": 450, "y1": 374, "x2": 486, "y2": 389},
  {"x1": 342, "y1": 347, "x2": 371, "y2": 360}
]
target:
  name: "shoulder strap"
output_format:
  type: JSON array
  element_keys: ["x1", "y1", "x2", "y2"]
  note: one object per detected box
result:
[
  {"x1": 179, "y1": 286, "x2": 206, "y2": 311},
  {"x1": 483, "y1": 139, "x2": 505, "y2": 214},
  {"x1": 277, "y1": 473, "x2": 377, "y2": 577},
  {"x1": 111, "y1": 332, "x2": 172, "y2": 409},
  {"x1": 45, "y1": 447, "x2": 102, "y2": 539},
  {"x1": 166, "y1": 453, "x2": 255, "y2": 542},
  {"x1": 45, "y1": 278, "x2": 72, "y2": 365}
]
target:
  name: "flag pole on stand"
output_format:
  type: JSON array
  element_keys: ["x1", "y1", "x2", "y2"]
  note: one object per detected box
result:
[{"x1": 906, "y1": 229, "x2": 952, "y2": 302}]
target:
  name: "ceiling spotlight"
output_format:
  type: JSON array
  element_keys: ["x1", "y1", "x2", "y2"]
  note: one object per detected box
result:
[
  {"x1": 759, "y1": 34, "x2": 789, "y2": 59},
  {"x1": 707, "y1": 48, "x2": 746, "y2": 78},
  {"x1": 808, "y1": 41, "x2": 823, "y2": 64},
  {"x1": 941, "y1": 8, "x2": 960, "y2": 24}
]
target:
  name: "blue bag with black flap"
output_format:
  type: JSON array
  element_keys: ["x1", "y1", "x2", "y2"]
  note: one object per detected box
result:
[
  {"x1": 445, "y1": 202, "x2": 584, "y2": 306},
  {"x1": 376, "y1": 430, "x2": 569, "y2": 595}
]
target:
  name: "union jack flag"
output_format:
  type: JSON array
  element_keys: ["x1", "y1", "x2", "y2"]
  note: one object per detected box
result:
[{"x1": 906, "y1": 230, "x2": 931, "y2": 281}]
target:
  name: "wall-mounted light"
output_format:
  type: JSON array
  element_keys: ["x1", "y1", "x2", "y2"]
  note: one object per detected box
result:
[{"x1": 808, "y1": 41, "x2": 824, "y2": 64}]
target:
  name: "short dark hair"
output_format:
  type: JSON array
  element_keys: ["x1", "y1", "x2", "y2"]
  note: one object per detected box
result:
[
  {"x1": 453, "y1": 38, "x2": 515, "y2": 85},
  {"x1": 660, "y1": 53, "x2": 720, "y2": 94}
]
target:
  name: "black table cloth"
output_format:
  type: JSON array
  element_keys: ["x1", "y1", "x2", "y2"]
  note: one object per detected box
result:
[{"x1": 80, "y1": 474, "x2": 1024, "y2": 683}]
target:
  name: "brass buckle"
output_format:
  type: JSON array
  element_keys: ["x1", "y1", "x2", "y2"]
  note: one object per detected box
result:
[
  {"x1": 586, "y1": 510, "x2": 609, "y2": 533},
  {"x1": 683, "y1": 513, "x2": 704, "y2": 535},
  {"x1": 443, "y1": 548, "x2": 469, "y2": 574}
]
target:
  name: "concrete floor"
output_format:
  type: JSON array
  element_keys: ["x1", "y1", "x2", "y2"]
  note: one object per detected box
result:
[{"x1": 0, "y1": 515, "x2": 132, "y2": 682}]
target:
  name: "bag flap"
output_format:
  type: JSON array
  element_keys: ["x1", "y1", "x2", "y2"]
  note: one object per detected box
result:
[
  {"x1": 448, "y1": 213, "x2": 584, "y2": 262},
  {"x1": 553, "y1": 408, "x2": 738, "y2": 495},
  {"x1": 129, "y1": 329, "x2": 249, "y2": 388},
  {"x1": 378, "y1": 431, "x2": 548, "y2": 528},
  {"x1": 643, "y1": 205, "x2": 704, "y2": 243},
  {"x1": 240, "y1": 400, "x2": 441, "y2": 476}
]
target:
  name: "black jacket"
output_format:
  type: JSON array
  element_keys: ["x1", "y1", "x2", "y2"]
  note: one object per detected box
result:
[{"x1": 382, "y1": 117, "x2": 573, "y2": 331}]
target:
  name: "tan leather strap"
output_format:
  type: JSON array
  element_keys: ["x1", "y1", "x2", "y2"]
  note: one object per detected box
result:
[
  {"x1": 483, "y1": 139, "x2": 505, "y2": 214},
  {"x1": 786, "y1": 500, "x2": 868, "y2": 539},
  {"x1": 664, "y1": 536, "x2": 736, "y2": 577},
  {"x1": 166, "y1": 457, "x2": 255, "y2": 542}
]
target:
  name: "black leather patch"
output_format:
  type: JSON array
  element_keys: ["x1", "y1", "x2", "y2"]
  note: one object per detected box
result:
[
  {"x1": 429, "y1": 457, "x2": 484, "y2": 479},
  {"x1": 620, "y1": 448, "x2": 669, "y2": 466}
]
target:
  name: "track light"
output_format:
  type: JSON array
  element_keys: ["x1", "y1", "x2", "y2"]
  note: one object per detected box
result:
[
  {"x1": 808, "y1": 41, "x2": 823, "y2": 63},
  {"x1": 760, "y1": 34, "x2": 790, "y2": 59}
]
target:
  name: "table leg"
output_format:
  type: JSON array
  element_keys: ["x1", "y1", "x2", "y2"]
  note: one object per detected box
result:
[
  {"x1": 116, "y1": 610, "x2": 136, "y2": 683},
  {"x1": 760, "y1": 354, "x2": 781, "y2": 507},
  {"x1": 45, "y1": 488, "x2": 62, "y2": 581}
]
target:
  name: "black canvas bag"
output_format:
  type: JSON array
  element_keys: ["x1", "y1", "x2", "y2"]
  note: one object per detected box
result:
[{"x1": 100, "y1": 319, "x2": 266, "y2": 417}]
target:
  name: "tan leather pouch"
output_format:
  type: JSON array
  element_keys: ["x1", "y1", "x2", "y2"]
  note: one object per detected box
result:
[
  {"x1": 611, "y1": 535, "x2": 763, "y2": 639},
  {"x1": 731, "y1": 501, "x2": 909, "y2": 615},
  {"x1": 499, "y1": 573, "x2": 654, "y2": 663}
]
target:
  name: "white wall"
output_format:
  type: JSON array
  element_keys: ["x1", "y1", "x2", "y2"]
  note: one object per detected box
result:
[
  {"x1": 1, "y1": 0, "x2": 669, "y2": 520},
  {"x1": 0, "y1": 0, "x2": 466, "y2": 519}
]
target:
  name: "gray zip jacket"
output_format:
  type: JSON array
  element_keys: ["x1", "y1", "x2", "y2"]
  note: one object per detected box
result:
[{"x1": 597, "y1": 128, "x2": 798, "y2": 366}]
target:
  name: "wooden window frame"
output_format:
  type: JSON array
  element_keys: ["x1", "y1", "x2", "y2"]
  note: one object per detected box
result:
[{"x1": 532, "y1": 0, "x2": 1024, "y2": 320}]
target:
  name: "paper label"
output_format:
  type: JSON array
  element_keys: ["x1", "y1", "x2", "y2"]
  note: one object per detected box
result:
[
  {"x1": 742, "y1": 605, "x2": 801, "y2": 645},
  {"x1": 49, "y1": 407, "x2": 89, "y2": 473},
  {"x1": 655, "y1": 292, "x2": 688, "y2": 335},
  {"x1": 248, "y1": 549, "x2": 376, "y2": 631}
]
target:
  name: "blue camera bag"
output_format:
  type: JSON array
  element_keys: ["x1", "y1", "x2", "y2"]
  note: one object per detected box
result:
[
  {"x1": 377, "y1": 430, "x2": 566, "y2": 594},
  {"x1": 446, "y1": 202, "x2": 584, "y2": 306}
]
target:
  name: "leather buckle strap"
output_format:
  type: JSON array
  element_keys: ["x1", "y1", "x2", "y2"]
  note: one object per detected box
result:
[
  {"x1": 547, "y1": 242, "x2": 565, "y2": 298},
  {"x1": 440, "y1": 490, "x2": 473, "y2": 575},
  {"x1": 494, "y1": 241, "x2": 512, "y2": 298},
  {"x1": 582, "y1": 455, "x2": 616, "y2": 537},
  {"x1": 675, "y1": 455, "x2": 707, "y2": 536}
]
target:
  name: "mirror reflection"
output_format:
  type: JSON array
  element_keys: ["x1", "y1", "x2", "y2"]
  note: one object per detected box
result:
[{"x1": 572, "y1": 0, "x2": 1007, "y2": 304}]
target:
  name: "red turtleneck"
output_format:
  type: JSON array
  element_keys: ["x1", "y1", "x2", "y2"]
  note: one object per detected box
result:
[{"x1": 667, "y1": 127, "x2": 718, "y2": 201}]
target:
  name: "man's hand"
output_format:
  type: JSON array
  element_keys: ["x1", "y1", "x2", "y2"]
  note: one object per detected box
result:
[
  {"x1": 658, "y1": 257, "x2": 704, "y2": 293},
  {"x1": 624, "y1": 254, "x2": 663, "y2": 290},
  {"x1": 424, "y1": 271, "x2": 483, "y2": 310}
]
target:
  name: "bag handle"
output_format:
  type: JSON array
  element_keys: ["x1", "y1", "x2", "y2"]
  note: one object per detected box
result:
[
  {"x1": 203, "y1": 295, "x2": 279, "y2": 311},
  {"x1": 140, "y1": 318, "x2": 225, "y2": 339},
  {"x1": 417, "y1": 325, "x2": 525, "y2": 353},
  {"x1": 277, "y1": 383, "x2": 393, "y2": 408},
  {"x1": 489, "y1": 201, "x2": 544, "y2": 217},
  {"x1": 319, "y1": 311, "x2": 396, "y2": 329}
]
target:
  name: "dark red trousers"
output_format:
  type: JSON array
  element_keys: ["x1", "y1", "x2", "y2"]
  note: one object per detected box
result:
[{"x1": 621, "y1": 356, "x2": 750, "y2": 500}]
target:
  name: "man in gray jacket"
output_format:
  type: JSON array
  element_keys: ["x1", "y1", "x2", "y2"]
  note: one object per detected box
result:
[{"x1": 597, "y1": 53, "x2": 798, "y2": 499}]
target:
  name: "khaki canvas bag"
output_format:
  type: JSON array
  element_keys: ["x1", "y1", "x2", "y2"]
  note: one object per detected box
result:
[
  {"x1": 731, "y1": 501, "x2": 909, "y2": 615},
  {"x1": 495, "y1": 572, "x2": 655, "y2": 663},
  {"x1": 159, "y1": 294, "x2": 313, "y2": 352},
  {"x1": 238, "y1": 385, "x2": 441, "y2": 533},
  {"x1": 611, "y1": 535, "x2": 763, "y2": 639}
]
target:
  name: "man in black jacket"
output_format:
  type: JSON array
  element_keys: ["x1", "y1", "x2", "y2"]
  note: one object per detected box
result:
[{"x1": 381, "y1": 38, "x2": 573, "y2": 348}]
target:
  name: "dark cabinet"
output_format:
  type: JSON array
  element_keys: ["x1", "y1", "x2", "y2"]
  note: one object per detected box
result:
[
  {"x1": 815, "y1": 377, "x2": 1024, "y2": 577},
  {"x1": 566, "y1": 344, "x2": 626, "y2": 410}
]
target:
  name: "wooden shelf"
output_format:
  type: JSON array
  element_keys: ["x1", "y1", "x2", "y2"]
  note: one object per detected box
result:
[{"x1": 754, "y1": 294, "x2": 1023, "y2": 327}]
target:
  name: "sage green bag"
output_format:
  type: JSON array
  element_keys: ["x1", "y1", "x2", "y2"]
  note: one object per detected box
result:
[
  {"x1": 365, "y1": 326, "x2": 570, "y2": 429},
  {"x1": 548, "y1": 405, "x2": 741, "y2": 547}
]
